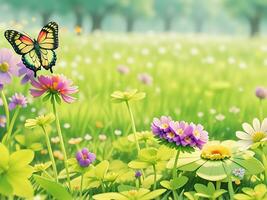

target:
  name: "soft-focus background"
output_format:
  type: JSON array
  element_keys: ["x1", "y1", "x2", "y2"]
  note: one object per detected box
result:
[{"x1": 0, "y1": 0, "x2": 267, "y2": 142}]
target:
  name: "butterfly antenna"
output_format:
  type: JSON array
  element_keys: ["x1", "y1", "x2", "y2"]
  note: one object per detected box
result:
[
  {"x1": 34, "y1": 71, "x2": 37, "y2": 78},
  {"x1": 50, "y1": 68, "x2": 53, "y2": 73}
]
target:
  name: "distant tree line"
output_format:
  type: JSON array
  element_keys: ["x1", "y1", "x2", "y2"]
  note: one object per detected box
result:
[{"x1": 3, "y1": 0, "x2": 267, "y2": 37}]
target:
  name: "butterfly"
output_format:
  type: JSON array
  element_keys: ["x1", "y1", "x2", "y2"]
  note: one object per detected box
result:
[{"x1": 5, "y1": 21, "x2": 59, "y2": 77}]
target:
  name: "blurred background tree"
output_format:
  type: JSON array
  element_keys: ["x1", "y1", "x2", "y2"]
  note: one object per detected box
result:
[
  {"x1": 224, "y1": 0, "x2": 267, "y2": 37},
  {"x1": 119, "y1": 0, "x2": 154, "y2": 32}
]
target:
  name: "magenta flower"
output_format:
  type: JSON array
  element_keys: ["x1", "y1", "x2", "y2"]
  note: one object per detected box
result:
[
  {"x1": 0, "y1": 84, "x2": 3, "y2": 91},
  {"x1": 30, "y1": 74, "x2": 78, "y2": 103},
  {"x1": 138, "y1": 73, "x2": 153, "y2": 85},
  {"x1": 151, "y1": 116, "x2": 208, "y2": 150},
  {"x1": 255, "y1": 87, "x2": 267, "y2": 100},
  {"x1": 18, "y1": 61, "x2": 34, "y2": 84},
  {"x1": 76, "y1": 148, "x2": 96, "y2": 167},
  {"x1": 0, "y1": 115, "x2": 6, "y2": 127},
  {"x1": 8, "y1": 93, "x2": 27, "y2": 110},
  {"x1": 0, "y1": 48, "x2": 19, "y2": 85},
  {"x1": 117, "y1": 65, "x2": 130, "y2": 75}
]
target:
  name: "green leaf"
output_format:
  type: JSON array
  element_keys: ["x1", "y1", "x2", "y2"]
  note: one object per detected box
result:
[
  {"x1": 42, "y1": 93, "x2": 51, "y2": 102},
  {"x1": 55, "y1": 94, "x2": 62, "y2": 104},
  {"x1": 95, "y1": 160, "x2": 109, "y2": 179},
  {"x1": 93, "y1": 192, "x2": 126, "y2": 200},
  {"x1": 140, "y1": 189, "x2": 166, "y2": 200},
  {"x1": 207, "y1": 182, "x2": 215, "y2": 193},
  {"x1": 196, "y1": 161, "x2": 227, "y2": 181},
  {"x1": 160, "y1": 181, "x2": 171, "y2": 190},
  {"x1": 9, "y1": 149, "x2": 34, "y2": 168},
  {"x1": 194, "y1": 183, "x2": 209, "y2": 194},
  {"x1": 213, "y1": 189, "x2": 227, "y2": 199},
  {"x1": 184, "y1": 192, "x2": 198, "y2": 200},
  {"x1": 234, "y1": 194, "x2": 251, "y2": 200},
  {"x1": 170, "y1": 176, "x2": 189, "y2": 190},
  {"x1": 0, "y1": 143, "x2": 9, "y2": 170},
  {"x1": 128, "y1": 160, "x2": 150, "y2": 169},
  {"x1": 0, "y1": 175, "x2": 13, "y2": 196},
  {"x1": 34, "y1": 175, "x2": 72, "y2": 200},
  {"x1": 118, "y1": 185, "x2": 136, "y2": 192},
  {"x1": 232, "y1": 157, "x2": 264, "y2": 175}
]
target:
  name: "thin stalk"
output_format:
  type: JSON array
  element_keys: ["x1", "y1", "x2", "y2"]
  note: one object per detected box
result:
[
  {"x1": 173, "y1": 190, "x2": 179, "y2": 200},
  {"x1": 42, "y1": 169, "x2": 54, "y2": 180},
  {"x1": 4, "y1": 107, "x2": 20, "y2": 147},
  {"x1": 52, "y1": 99, "x2": 71, "y2": 189},
  {"x1": 125, "y1": 101, "x2": 140, "y2": 151},
  {"x1": 41, "y1": 125, "x2": 58, "y2": 182},
  {"x1": 152, "y1": 164, "x2": 157, "y2": 190},
  {"x1": 80, "y1": 174, "x2": 84, "y2": 199},
  {"x1": 228, "y1": 177, "x2": 234, "y2": 200},
  {"x1": 261, "y1": 152, "x2": 267, "y2": 184},
  {"x1": 101, "y1": 181, "x2": 105, "y2": 193},
  {"x1": 259, "y1": 100, "x2": 263, "y2": 120},
  {"x1": 172, "y1": 150, "x2": 180, "y2": 179},
  {"x1": 216, "y1": 181, "x2": 223, "y2": 200},
  {"x1": 1, "y1": 90, "x2": 9, "y2": 129}
]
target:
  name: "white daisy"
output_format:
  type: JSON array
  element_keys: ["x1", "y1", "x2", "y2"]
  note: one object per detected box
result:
[{"x1": 236, "y1": 118, "x2": 267, "y2": 149}]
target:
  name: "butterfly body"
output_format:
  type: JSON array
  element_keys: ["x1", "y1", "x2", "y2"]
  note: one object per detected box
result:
[{"x1": 5, "y1": 22, "x2": 58, "y2": 77}]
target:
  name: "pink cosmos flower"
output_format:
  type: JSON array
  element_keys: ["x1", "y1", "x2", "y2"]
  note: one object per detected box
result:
[{"x1": 30, "y1": 74, "x2": 78, "y2": 103}]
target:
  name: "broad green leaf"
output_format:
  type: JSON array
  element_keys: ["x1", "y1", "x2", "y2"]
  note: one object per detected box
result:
[
  {"x1": 93, "y1": 192, "x2": 127, "y2": 200},
  {"x1": 128, "y1": 160, "x2": 150, "y2": 169},
  {"x1": 242, "y1": 187, "x2": 254, "y2": 196},
  {"x1": 0, "y1": 143, "x2": 9, "y2": 169},
  {"x1": 196, "y1": 161, "x2": 227, "y2": 181},
  {"x1": 9, "y1": 150, "x2": 34, "y2": 168},
  {"x1": 8, "y1": 165, "x2": 34, "y2": 179},
  {"x1": 207, "y1": 182, "x2": 215, "y2": 193},
  {"x1": 5, "y1": 175, "x2": 33, "y2": 198},
  {"x1": 138, "y1": 148, "x2": 157, "y2": 164},
  {"x1": 195, "y1": 193, "x2": 211, "y2": 198},
  {"x1": 142, "y1": 174, "x2": 162, "y2": 189},
  {"x1": 34, "y1": 175, "x2": 72, "y2": 200},
  {"x1": 170, "y1": 176, "x2": 188, "y2": 190},
  {"x1": 194, "y1": 184, "x2": 209, "y2": 194},
  {"x1": 95, "y1": 160, "x2": 109, "y2": 179},
  {"x1": 140, "y1": 189, "x2": 166, "y2": 200},
  {"x1": 118, "y1": 185, "x2": 136, "y2": 192},
  {"x1": 0, "y1": 175, "x2": 13, "y2": 196},
  {"x1": 234, "y1": 194, "x2": 251, "y2": 200},
  {"x1": 232, "y1": 157, "x2": 264, "y2": 175},
  {"x1": 213, "y1": 189, "x2": 227, "y2": 199},
  {"x1": 184, "y1": 192, "x2": 198, "y2": 200},
  {"x1": 160, "y1": 181, "x2": 171, "y2": 190}
]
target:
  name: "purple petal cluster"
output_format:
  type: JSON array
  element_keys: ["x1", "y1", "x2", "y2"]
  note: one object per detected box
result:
[
  {"x1": 76, "y1": 148, "x2": 96, "y2": 167},
  {"x1": 8, "y1": 93, "x2": 28, "y2": 110},
  {"x1": 18, "y1": 61, "x2": 34, "y2": 84},
  {"x1": 151, "y1": 116, "x2": 209, "y2": 149}
]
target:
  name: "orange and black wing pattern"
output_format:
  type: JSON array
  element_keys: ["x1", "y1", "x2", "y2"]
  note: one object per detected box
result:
[{"x1": 37, "y1": 21, "x2": 58, "y2": 50}]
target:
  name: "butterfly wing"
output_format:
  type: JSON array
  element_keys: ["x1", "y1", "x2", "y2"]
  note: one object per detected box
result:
[
  {"x1": 5, "y1": 30, "x2": 34, "y2": 55},
  {"x1": 40, "y1": 49, "x2": 57, "y2": 71},
  {"x1": 22, "y1": 50, "x2": 42, "y2": 73},
  {"x1": 37, "y1": 22, "x2": 58, "y2": 50}
]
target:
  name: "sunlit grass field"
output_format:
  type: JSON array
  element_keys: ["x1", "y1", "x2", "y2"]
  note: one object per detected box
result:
[{"x1": 1, "y1": 33, "x2": 267, "y2": 142}]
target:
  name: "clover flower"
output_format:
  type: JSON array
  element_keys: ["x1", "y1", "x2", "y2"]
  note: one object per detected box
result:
[
  {"x1": 117, "y1": 65, "x2": 130, "y2": 75},
  {"x1": 135, "y1": 170, "x2": 142, "y2": 178},
  {"x1": 138, "y1": 73, "x2": 153, "y2": 85},
  {"x1": 232, "y1": 168, "x2": 245, "y2": 179},
  {"x1": 0, "y1": 48, "x2": 19, "y2": 85},
  {"x1": 151, "y1": 116, "x2": 208, "y2": 150},
  {"x1": 76, "y1": 148, "x2": 96, "y2": 167},
  {"x1": 68, "y1": 137, "x2": 83, "y2": 145},
  {"x1": 255, "y1": 87, "x2": 267, "y2": 100},
  {"x1": 8, "y1": 93, "x2": 27, "y2": 110},
  {"x1": 30, "y1": 74, "x2": 78, "y2": 104}
]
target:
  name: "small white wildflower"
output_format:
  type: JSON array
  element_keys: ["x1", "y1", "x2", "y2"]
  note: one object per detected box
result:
[
  {"x1": 63, "y1": 123, "x2": 71, "y2": 129},
  {"x1": 114, "y1": 129, "x2": 122, "y2": 136},
  {"x1": 84, "y1": 134, "x2": 93, "y2": 141},
  {"x1": 215, "y1": 114, "x2": 225, "y2": 121}
]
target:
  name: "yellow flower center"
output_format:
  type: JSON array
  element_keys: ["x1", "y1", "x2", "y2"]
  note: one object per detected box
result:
[
  {"x1": 161, "y1": 123, "x2": 169, "y2": 129},
  {"x1": 167, "y1": 132, "x2": 175, "y2": 139},
  {"x1": 194, "y1": 130, "x2": 200, "y2": 137},
  {"x1": 128, "y1": 190, "x2": 138, "y2": 196},
  {"x1": 0, "y1": 62, "x2": 9, "y2": 72},
  {"x1": 201, "y1": 144, "x2": 232, "y2": 160},
  {"x1": 252, "y1": 132, "x2": 266, "y2": 142},
  {"x1": 177, "y1": 128, "x2": 184, "y2": 135}
]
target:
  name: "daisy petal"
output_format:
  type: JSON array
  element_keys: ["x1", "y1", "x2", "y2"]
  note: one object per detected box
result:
[
  {"x1": 261, "y1": 118, "x2": 267, "y2": 131},
  {"x1": 242, "y1": 123, "x2": 254, "y2": 135},
  {"x1": 236, "y1": 131, "x2": 252, "y2": 140},
  {"x1": 237, "y1": 140, "x2": 253, "y2": 150},
  {"x1": 253, "y1": 118, "x2": 261, "y2": 131}
]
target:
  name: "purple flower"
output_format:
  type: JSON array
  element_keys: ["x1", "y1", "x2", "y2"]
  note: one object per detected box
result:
[
  {"x1": 18, "y1": 61, "x2": 34, "y2": 84},
  {"x1": 255, "y1": 87, "x2": 267, "y2": 100},
  {"x1": 232, "y1": 168, "x2": 245, "y2": 179},
  {"x1": 117, "y1": 65, "x2": 130, "y2": 75},
  {"x1": 135, "y1": 170, "x2": 142, "y2": 178},
  {"x1": 0, "y1": 84, "x2": 3, "y2": 91},
  {"x1": 0, "y1": 48, "x2": 19, "y2": 85},
  {"x1": 138, "y1": 73, "x2": 153, "y2": 85},
  {"x1": 76, "y1": 148, "x2": 96, "y2": 167},
  {"x1": 0, "y1": 115, "x2": 6, "y2": 127},
  {"x1": 151, "y1": 116, "x2": 208, "y2": 150},
  {"x1": 8, "y1": 93, "x2": 28, "y2": 110}
]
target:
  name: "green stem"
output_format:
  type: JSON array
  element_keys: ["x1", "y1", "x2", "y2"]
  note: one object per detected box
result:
[
  {"x1": 172, "y1": 150, "x2": 180, "y2": 179},
  {"x1": 216, "y1": 181, "x2": 223, "y2": 200},
  {"x1": 228, "y1": 177, "x2": 234, "y2": 200},
  {"x1": 80, "y1": 174, "x2": 84, "y2": 198},
  {"x1": 125, "y1": 101, "x2": 140, "y2": 152},
  {"x1": 4, "y1": 107, "x2": 20, "y2": 147},
  {"x1": 173, "y1": 190, "x2": 179, "y2": 200},
  {"x1": 52, "y1": 99, "x2": 71, "y2": 189},
  {"x1": 1, "y1": 90, "x2": 9, "y2": 130},
  {"x1": 101, "y1": 181, "x2": 105, "y2": 193},
  {"x1": 152, "y1": 164, "x2": 157, "y2": 190},
  {"x1": 41, "y1": 125, "x2": 58, "y2": 182},
  {"x1": 261, "y1": 152, "x2": 267, "y2": 184},
  {"x1": 42, "y1": 169, "x2": 54, "y2": 180},
  {"x1": 259, "y1": 100, "x2": 263, "y2": 120}
]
